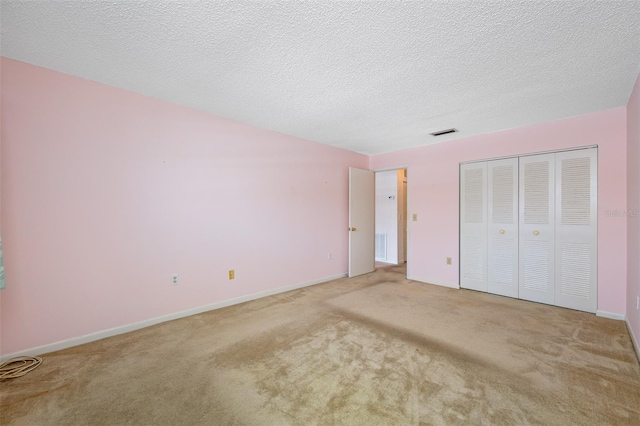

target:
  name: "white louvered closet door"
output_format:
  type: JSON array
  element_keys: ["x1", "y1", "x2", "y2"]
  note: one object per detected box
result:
[
  {"x1": 519, "y1": 154, "x2": 556, "y2": 305},
  {"x1": 554, "y1": 148, "x2": 598, "y2": 313},
  {"x1": 460, "y1": 162, "x2": 488, "y2": 292},
  {"x1": 487, "y1": 158, "x2": 519, "y2": 298}
]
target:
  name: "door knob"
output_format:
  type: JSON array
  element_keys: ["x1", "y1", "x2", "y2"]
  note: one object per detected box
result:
[
  {"x1": 352, "y1": 227, "x2": 357, "y2": 231},
  {"x1": 499, "y1": 229, "x2": 505, "y2": 234},
  {"x1": 533, "y1": 230, "x2": 540, "y2": 236}
]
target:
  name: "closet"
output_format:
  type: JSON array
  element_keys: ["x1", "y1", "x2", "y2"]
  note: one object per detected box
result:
[{"x1": 460, "y1": 147, "x2": 597, "y2": 313}]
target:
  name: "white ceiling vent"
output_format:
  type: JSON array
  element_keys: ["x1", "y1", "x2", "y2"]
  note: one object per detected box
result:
[{"x1": 430, "y1": 128, "x2": 458, "y2": 137}]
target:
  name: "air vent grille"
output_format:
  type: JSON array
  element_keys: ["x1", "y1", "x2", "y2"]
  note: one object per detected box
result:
[
  {"x1": 430, "y1": 128, "x2": 458, "y2": 136},
  {"x1": 375, "y1": 233, "x2": 387, "y2": 261}
]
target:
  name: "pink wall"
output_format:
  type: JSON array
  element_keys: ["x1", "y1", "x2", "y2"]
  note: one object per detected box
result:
[
  {"x1": 0, "y1": 61, "x2": 3, "y2": 355},
  {"x1": 0, "y1": 58, "x2": 368, "y2": 356},
  {"x1": 370, "y1": 108, "x2": 628, "y2": 315},
  {"x1": 627, "y1": 72, "x2": 640, "y2": 351},
  {"x1": 0, "y1": 56, "x2": 634, "y2": 357}
]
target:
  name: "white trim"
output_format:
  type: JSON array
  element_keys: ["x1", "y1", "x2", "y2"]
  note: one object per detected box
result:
[
  {"x1": 409, "y1": 275, "x2": 459, "y2": 289},
  {"x1": 626, "y1": 319, "x2": 640, "y2": 363},
  {"x1": 595, "y1": 310, "x2": 626, "y2": 321},
  {"x1": 0, "y1": 273, "x2": 347, "y2": 362},
  {"x1": 372, "y1": 164, "x2": 410, "y2": 172},
  {"x1": 460, "y1": 145, "x2": 598, "y2": 165}
]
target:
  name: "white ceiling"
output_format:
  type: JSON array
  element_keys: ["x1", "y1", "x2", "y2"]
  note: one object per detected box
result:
[{"x1": 2, "y1": 1, "x2": 640, "y2": 155}]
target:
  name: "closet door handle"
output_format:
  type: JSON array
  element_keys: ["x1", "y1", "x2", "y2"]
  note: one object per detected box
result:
[
  {"x1": 499, "y1": 229, "x2": 505, "y2": 234},
  {"x1": 533, "y1": 230, "x2": 540, "y2": 236}
]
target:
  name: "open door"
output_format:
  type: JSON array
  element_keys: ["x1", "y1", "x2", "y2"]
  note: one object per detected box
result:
[{"x1": 349, "y1": 167, "x2": 375, "y2": 277}]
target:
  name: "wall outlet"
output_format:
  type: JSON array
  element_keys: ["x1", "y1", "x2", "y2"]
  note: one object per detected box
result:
[
  {"x1": 446, "y1": 257, "x2": 452, "y2": 265},
  {"x1": 171, "y1": 274, "x2": 179, "y2": 286},
  {"x1": 229, "y1": 270, "x2": 235, "y2": 280},
  {"x1": 327, "y1": 252, "x2": 332, "y2": 260}
]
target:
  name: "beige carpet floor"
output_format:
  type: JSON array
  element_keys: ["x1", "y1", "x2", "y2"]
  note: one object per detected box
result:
[{"x1": 2, "y1": 264, "x2": 639, "y2": 425}]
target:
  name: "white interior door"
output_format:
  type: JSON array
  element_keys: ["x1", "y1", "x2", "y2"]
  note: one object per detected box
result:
[
  {"x1": 488, "y1": 158, "x2": 519, "y2": 298},
  {"x1": 554, "y1": 148, "x2": 598, "y2": 313},
  {"x1": 519, "y1": 153, "x2": 555, "y2": 305},
  {"x1": 460, "y1": 162, "x2": 488, "y2": 292},
  {"x1": 349, "y1": 167, "x2": 375, "y2": 277}
]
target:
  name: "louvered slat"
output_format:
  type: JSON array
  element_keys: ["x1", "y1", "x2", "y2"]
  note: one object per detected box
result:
[
  {"x1": 524, "y1": 161, "x2": 549, "y2": 225},
  {"x1": 492, "y1": 165, "x2": 514, "y2": 224},
  {"x1": 464, "y1": 168, "x2": 484, "y2": 224},
  {"x1": 522, "y1": 240, "x2": 550, "y2": 291},
  {"x1": 560, "y1": 242, "x2": 591, "y2": 298},
  {"x1": 490, "y1": 237, "x2": 516, "y2": 284},
  {"x1": 463, "y1": 236, "x2": 485, "y2": 280},
  {"x1": 561, "y1": 157, "x2": 591, "y2": 226}
]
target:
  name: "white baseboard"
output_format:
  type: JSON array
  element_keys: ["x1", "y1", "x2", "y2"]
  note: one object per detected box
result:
[
  {"x1": 0, "y1": 273, "x2": 347, "y2": 362},
  {"x1": 627, "y1": 320, "x2": 640, "y2": 363},
  {"x1": 408, "y1": 275, "x2": 459, "y2": 289},
  {"x1": 596, "y1": 310, "x2": 626, "y2": 321}
]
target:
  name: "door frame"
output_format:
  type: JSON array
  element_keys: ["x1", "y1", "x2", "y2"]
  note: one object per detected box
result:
[{"x1": 373, "y1": 165, "x2": 411, "y2": 278}]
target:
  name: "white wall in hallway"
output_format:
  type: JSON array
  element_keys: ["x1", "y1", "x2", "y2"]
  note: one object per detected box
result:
[{"x1": 375, "y1": 171, "x2": 399, "y2": 263}]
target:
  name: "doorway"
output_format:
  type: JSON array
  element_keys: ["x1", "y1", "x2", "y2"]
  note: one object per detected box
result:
[{"x1": 374, "y1": 168, "x2": 408, "y2": 276}]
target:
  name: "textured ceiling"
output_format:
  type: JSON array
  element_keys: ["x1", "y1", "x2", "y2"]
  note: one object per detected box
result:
[{"x1": 2, "y1": 1, "x2": 640, "y2": 155}]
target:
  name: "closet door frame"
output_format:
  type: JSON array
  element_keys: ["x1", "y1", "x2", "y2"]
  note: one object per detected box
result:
[{"x1": 459, "y1": 145, "x2": 598, "y2": 314}]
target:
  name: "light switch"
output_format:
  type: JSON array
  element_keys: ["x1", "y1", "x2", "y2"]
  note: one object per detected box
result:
[{"x1": 412, "y1": 214, "x2": 418, "y2": 221}]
